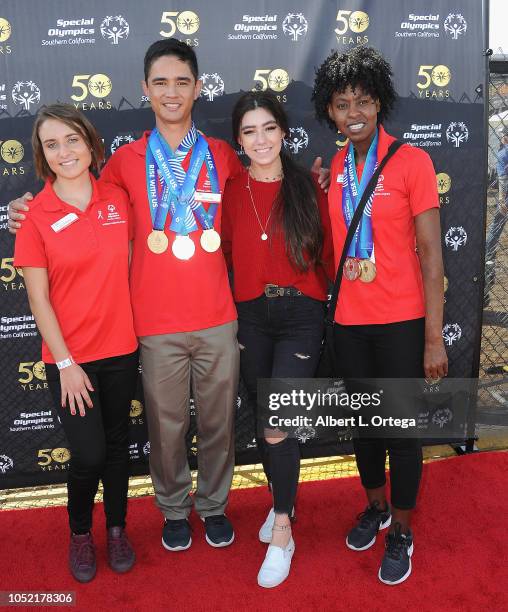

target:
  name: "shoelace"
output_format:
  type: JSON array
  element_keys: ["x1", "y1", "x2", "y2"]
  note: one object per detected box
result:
[
  {"x1": 356, "y1": 501, "x2": 383, "y2": 528},
  {"x1": 385, "y1": 523, "x2": 407, "y2": 561},
  {"x1": 206, "y1": 515, "x2": 225, "y2": 527},
  {"x1": 72, "y1": 537, "x2": 95, "y2": 566},
  {"x1": 108, "y1": 532, "x2": 132, "y2": 558}
]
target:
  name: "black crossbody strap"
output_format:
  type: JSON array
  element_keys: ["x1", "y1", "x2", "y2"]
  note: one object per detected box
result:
[{"x1": 326, "y1": 139, "x2": 404, "y2": 325}]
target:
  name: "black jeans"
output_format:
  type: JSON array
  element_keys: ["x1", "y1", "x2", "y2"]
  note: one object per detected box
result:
[
  {"x1": 46, "y1": 350, "x2": 139, "y2": 533},
  {"x1": 333, "y1": 318, "x2": 425, "y2": 511},
  {"x1": 237, "y1": 293, "x2": 325, "y2": 514}
]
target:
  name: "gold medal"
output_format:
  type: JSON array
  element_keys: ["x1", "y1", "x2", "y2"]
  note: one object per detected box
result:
[
  {"x1": 343, "y1": 257, "x2": 360, "y2": 281},
  {"x1": 200, "y1": 228, "x2": 221, "y2": 253},
  {"x1": 147, "y1": 230, "x2": 169, "y2": 254},
  {"x1": 358, "y1": 259, "x2": 377, "y2": 283},
  {"x1": 172, "y1": 235, "x2": 195, "y2": 260}
]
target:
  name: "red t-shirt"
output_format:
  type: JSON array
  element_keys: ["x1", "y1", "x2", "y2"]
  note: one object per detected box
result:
[
  {"x1": 328, "y1": 125, "x2": 439, "y2": 325},
  {"x1": 13, "y1": 175, "x2": 137, "y2": 364},
  {"x1": 221, "y1": 168, "x2": 334, "y2": 301},
  {"x1": 100, "y1": 132, "x2": 243, "y2": 336}
]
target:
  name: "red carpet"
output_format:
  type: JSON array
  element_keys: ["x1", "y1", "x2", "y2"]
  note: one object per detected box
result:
[{"x1": 1, "y1": 451, "x2": 507, "y2": 612}]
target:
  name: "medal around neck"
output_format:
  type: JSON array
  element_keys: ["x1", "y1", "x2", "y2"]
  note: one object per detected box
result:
[
  {"x1": 147, "y1": 230, "x2": 169, "y2": 254},
  {"x1": 343, "y1": 257, "x2": 360, "y2": 281},
  {"x1": 172, "y1": 235, "x2": 195, "y2": 260},
  {"x1": 200, "y1": 228, "x2": 221, "y2": 253},
  {"x1": 358, "y1": 259, "x2": 377, "y2": 283}
]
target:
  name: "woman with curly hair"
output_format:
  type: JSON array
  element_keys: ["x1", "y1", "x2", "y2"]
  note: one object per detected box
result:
[{"x1": 312, "y1": 46, "x2": 448, "y2": 585}]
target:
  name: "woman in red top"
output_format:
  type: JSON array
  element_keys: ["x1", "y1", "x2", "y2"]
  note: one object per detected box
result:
[
  {"x1": 312, "y1": 46, "x2": 448, "y2": 585},
  {"x1": 14, "y1": 105, "x2": 138, "y2": 583},
  {"x1": 222, "y1": 91, "x2": 333, "y2": 588}
]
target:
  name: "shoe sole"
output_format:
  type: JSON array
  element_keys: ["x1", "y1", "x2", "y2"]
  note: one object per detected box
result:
[
  {"x1": 161, "y1": 536, "x2": 192, "y2": 552},
  {"x1": 378, "y1": 542, "x2": 414, "y2": 586},
  {"x1": 346, "y1": 514, "x2": 392, "y2": 551},
  {"x1": 205, "y1": 532, "x2": 235, "y2": 548}
]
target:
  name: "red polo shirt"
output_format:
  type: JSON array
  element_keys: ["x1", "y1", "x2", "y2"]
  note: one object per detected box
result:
[
  {"x1": 100, "y1": 132, "x2": 242, "y2": 336},
  {"x1": 13, "y1": 175, "x2": 137, "y2": 364},
  {"x1": 328, "y1": 125, "x2": 439, "y2": 325}
]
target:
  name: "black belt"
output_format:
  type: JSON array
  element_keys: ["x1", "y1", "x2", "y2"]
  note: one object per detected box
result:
[{"x1": 264, "y1": 284, "x2": 303, "y2": 298}]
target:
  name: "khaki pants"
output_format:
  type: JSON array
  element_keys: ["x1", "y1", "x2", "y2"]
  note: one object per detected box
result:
[{"x1": 140, "y1": 321, "x2": 239, "y2": 519}]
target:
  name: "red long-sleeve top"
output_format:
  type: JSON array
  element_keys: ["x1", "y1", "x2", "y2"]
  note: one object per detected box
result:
[{"x1": 221, "y1": 168, "x2": 335, "y2": 302}]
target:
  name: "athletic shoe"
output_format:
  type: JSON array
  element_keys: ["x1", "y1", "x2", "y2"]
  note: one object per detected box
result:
[
  {"x1": 378, "y1": 523, "x2": 414, "y2": 585},
  {"x1": 203, "y1": 514, "x2": 235, "y2": 547},
  {"x1": 346, "y1": 500, "x2": 391, "y2": 551},
  {"x1": 259, "y1": 507, "x2": 296, "y2": 543},
  {"x1": 162, "y1": 518, "x2": 192, "y2": 551},
  {"x1": 107, "y1": 527, "x2": 135, "y2": 573},
  {"x1": 257, "y1": 537, "x2": 296, "y2": 588},
  {"x1": 69, "y1": 532, "x2": 96, "y2": 583}
]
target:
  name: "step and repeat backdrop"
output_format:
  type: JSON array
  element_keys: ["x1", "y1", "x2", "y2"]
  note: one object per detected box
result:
[{"x1": 0, "y1": 1, "x2": 486, "y2": 487}]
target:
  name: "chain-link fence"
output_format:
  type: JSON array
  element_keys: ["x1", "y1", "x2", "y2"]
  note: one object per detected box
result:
[{"x1": 478, "y1": 53, "x2": 508, "y2": 446}]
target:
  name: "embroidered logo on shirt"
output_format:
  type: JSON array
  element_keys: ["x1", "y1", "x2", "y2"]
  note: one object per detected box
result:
[{"x1": 97, "y1": 203, "x2": 125, "y2": 226}]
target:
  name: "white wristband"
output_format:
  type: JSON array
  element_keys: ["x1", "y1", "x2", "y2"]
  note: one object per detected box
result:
[{"x1": 56, "y1": 356, "x2": 74, "y2": 370}]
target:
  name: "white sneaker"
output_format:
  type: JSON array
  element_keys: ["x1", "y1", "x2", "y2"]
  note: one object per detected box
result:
[
  {"x1": 257, "y1": 538, "x2": 295, "y2": 588},
  {"x1": 258, "y1": 508, "x2": 275, "y2": 543},
  {"x1": 259, "y1": 508, "x2": 295, "y2": 543}
]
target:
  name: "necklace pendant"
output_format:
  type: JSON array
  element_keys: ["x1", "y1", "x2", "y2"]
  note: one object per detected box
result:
[{"x1": 261, "y1": 233, "x2": 268, "y2": 241}]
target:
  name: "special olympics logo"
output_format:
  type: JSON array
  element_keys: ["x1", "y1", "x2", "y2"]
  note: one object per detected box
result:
[
  {"x1": 444, "y1": 13, "x2": 467, "y2": 39},
  {"x1": 446, "y1": 122, "x2": 469, "y2": 148},
  {"x1": 442, "y1": 323, "x2": 462, "y2": 347},
  {"x1": 282, "y1": 13, "x2": 308, "y2": 41},
  {"x1": 285, "y1": 127, "x2": 309, "y2": 154},
  {"x1": 110, "y1": 134, "x2": 135, "y2": 154},
  {"x1": 436, "y1": 172, "x2": 452, "y2": 194},
  {"x1": 200, "y1": 73, "x2": 225, "y2": 102},
  {"x1": 11, "y1": 81, "x2": 41, "y2": 111},
  {"x1": 87, "y1": 74, "x2": 112, "y2": 98},
  {"x1": 295, "y1": 425, "x2": 316, "y2": 443},
  {"x1": 0, "y1": 139, "x2": 24, "y2": 164},
  {"x1": 445, "y1": 226, "x2": 467, "y2": 251},
  {"x1": 0, "y1": 17, "x2": 12, "y2": 42},
  {"x1": 0, "y1": 454, "x2": 13, "y2": 473},
  {"x1": 432, "y1": 408, "x2": 453, "y2": 429},
  {"x1": 143, "y1": 441, "x2": 150, "y2": 456},
  {"x1": 177, "y1": 11, "x2": 200, "y2": 35},
  {"x1": 101, "y1": 15, "x2": 130, "y2": 45}
]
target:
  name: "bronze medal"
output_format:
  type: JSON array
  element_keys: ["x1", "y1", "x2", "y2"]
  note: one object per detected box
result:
[
  {"x1": 358, "y1": 259, "x2": 377, "y2": 283},
  {"x1": 172, "y1": 235, "x2": 195, "y2": 260},
  {"x1": 343, "y1": 257, "x2": 360, "y2": 281},
  {"x1": 147, "y1": 230, "x2": 169, "y2": 254},
  {"x1": 200, "y1": 228, "x2": 221, "y2": 253}
]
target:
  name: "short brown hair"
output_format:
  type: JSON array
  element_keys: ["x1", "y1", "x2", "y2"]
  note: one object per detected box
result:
[{"x1": 31, "y1": 104, "x2": 104, "y2": 180}]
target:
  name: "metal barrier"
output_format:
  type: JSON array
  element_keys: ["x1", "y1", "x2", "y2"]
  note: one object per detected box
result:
[{"x1": 478, "y1": 53, "x2": 508, "y2": 442}]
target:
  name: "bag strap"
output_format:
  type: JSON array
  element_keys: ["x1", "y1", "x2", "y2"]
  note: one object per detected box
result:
[{"x1": 325, "y1": 139, "x2": 405, "y2": 325}]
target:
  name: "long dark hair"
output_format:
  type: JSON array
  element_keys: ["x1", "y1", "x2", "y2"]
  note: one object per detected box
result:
[{"x1": 232, "y1": 90, "x2": 323, "y2": 271}]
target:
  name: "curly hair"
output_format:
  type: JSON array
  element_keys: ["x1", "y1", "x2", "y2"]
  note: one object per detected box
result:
[{"x1": 312, "y1": 46, "x2": 397, "y2": 130}]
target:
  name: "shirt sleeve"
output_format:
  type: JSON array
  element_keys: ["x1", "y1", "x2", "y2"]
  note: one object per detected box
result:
[
  {"x1": 221, "y1": 179, "x2": 234, "y2": 270},
  {"x1": 405, "y1": 147, "x2": 440, "y2": 217},
  {"x1": 13, "y1": 215, "x2": 47, "y2": 268},
  {"x1": 99, "y1": 151, "x2": 125, "y2": 190}
]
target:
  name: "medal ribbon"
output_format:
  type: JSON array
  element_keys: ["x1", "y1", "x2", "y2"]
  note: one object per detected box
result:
[
  {"x1": 342, "y1": 129, "x2": 379, "y2": 259},
  {"x1": 146, "y1": 126, "x2": 220, "y2": 236}
]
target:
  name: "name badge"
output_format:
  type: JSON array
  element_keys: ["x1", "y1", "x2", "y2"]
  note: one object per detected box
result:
[
  {"x1": 194, "y1": 191, "x2": 221, "y2": 203},
  {"x1": 51, "y1": 213, "x2": 79, "y2": 233}
]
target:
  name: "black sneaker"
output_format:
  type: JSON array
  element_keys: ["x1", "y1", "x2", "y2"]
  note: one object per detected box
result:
[
  {"x1": 378, "y1": 523, "x2": 414, "y2": 585},
  {"x1": 346, "y1": 501, "x2": 391, "y2": 551},
  {"x1": 203, "y1": 514, "x2": 235, "y2": 548},
  {"x1": 162, "y1": 518, "x2": 192, "y2": 551}
]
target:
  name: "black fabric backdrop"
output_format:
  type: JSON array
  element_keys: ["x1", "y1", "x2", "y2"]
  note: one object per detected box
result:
[{"x1": 0, "y1": 1, "x2": 486, "y2": 488}]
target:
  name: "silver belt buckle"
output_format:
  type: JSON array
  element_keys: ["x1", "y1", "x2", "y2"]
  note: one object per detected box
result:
[{"x1": 265, "y1": 284, "x2": 282, "y2": 298}]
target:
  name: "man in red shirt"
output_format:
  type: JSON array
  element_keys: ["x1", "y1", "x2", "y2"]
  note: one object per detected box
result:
[{"x1": 10, "y1": 39, "x2": 242, "y2": 551}]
